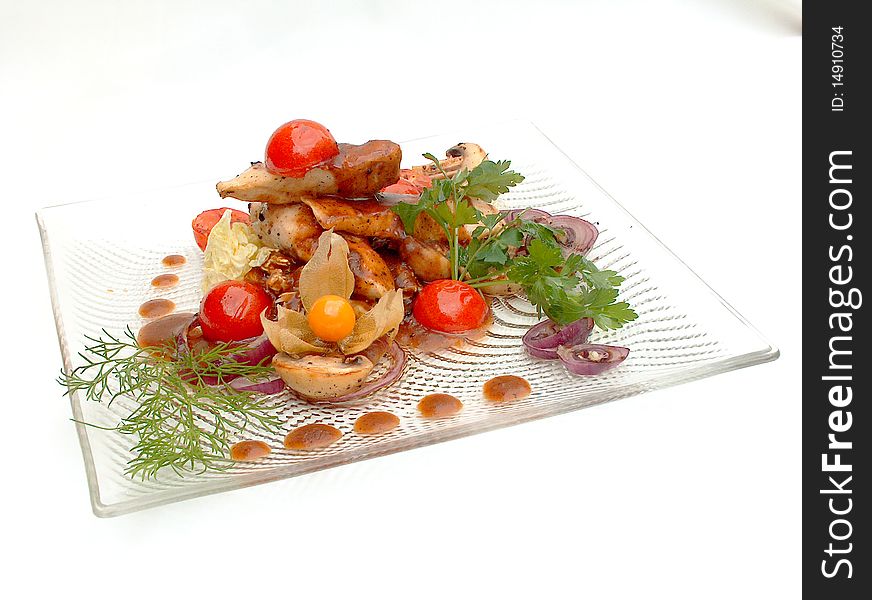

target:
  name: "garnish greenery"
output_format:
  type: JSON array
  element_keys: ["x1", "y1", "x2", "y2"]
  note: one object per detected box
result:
[
  {"x1": 58, "y1": 327, "x2": 281, "y2": 479},
  {"x1": 392, "y1": 155, "x2": 525, "y2": 280},
  {"x1": 392, "y1": 155, "x2": 638, "y2": 329}
]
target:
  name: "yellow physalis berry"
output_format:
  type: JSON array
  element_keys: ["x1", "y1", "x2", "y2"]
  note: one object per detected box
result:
[{"x1": 307, "y1": 294, "x2": 356, "y2": 342}]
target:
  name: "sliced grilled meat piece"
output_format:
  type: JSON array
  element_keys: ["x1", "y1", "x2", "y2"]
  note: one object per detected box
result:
[
  {"x1": 301, "y1": 197, "x2": 405, "y2": 240},
  {"x1": 217, "y1": 140, "x2": 401, "y2": 203}
]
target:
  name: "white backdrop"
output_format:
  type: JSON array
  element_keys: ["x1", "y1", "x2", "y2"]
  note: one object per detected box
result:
[{"x1": 1, "y1": 1, "x2": 801, "y2": 598}]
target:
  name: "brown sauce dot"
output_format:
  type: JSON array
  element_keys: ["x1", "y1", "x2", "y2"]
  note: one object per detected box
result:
[
  {"x1": 483, "y1": 375, "x2": 531, "y2": 403},
  {"x1": 162, "y1": 254, "x2": 186, "y2": 267},
  {"x1": 230, "y1": 440, "x2": 272, "y2": 461},
  {"x1": 138, "y1": 298, "x2": 176, "y2": 319},
  {"x1": 354, "y1": 411, "x2": 400, "y2": 435},
  {"x1": 136, "y1": 312, "x2": 195, "y2": 348},
  {"x1": 418, "y1": 394, "x2": 463, "y2": 418},
  {"x1": 284, "y1": 424, "x2": 343, "y2": 450},
  {"x1": 151, "y1": 273, "x2": 179, "y2": 288}
]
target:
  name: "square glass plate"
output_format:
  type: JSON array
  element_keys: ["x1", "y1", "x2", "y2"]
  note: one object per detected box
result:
[{"x1": 38, "y1": 121, "x2": 778, "y2": 517}]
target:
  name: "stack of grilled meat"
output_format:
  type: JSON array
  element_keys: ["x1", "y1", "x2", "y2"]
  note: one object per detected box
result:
[{"x1": 216, "y1": 140, "x2": 490, "y2": 306}]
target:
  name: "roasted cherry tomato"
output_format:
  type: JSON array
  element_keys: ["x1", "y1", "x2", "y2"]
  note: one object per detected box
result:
[
  {"x1": 307, "y1": 294, "x2": 356, "y2": 342},
  {"x1": 413, "y1": 280, "x2": 489, "y2": 334},
  {"x1": 380, "y1": 179, "x2": 421, "y2": 195},
  {"x1": 265, "y1": 119, "x2": 339, "y2": 177},
  {"x1": 200, "y1": 280, "x2": 272, "y2": 342},
  {"x1": 192, "y1": 208, "x2": 250, "y2": 251}
]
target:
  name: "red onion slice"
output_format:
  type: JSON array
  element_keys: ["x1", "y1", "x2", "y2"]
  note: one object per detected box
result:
[
  {"x1": 503, "y1": 211, "x2": 598, "y2": 256},
  {"x1": 503, "y1": 208, "x2": 552, "y2": 223},
  {"x1": 546, "y1": 215, "x2": 599, "y2": 256},
  {"x1": 556, "y1": 343, "x2": 629, "y2": 375},
  {"x1": 229, "y1": 377, "x2": 286, "y2": 394},
  {"x1": 231, "y1": 333, "x2": 277, "y2": 367},
  {"x1": 522, "y1": 317, "x2": 594, "y2": 359},
  {"x1": 301, "y1": 341, "x2": 407, "y2": 404}
]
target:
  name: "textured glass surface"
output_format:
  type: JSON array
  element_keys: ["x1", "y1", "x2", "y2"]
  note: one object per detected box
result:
[{"x1": 38, "y1": 122, "x2": 778, "y2": 517}]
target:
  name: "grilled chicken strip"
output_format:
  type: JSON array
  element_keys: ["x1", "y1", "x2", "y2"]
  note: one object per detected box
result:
[
  {"x1": 341, "y1": 234, "x2": 395, "y2": 300},
  {"x1": 250, "y1": 202, "x2": 322, "y2": 262},
  {"x1": 250, "y1": 202, "x2": 394, "y2": 300},
  {"x1": 217, "y1": 140, "x2": 402, "y2": 204},
  {"x1": 381, "y1": 252, "x2": 422, "y2": 298},
  {"x1": 301, "y1": 197, "x2": 405, "y2": 241},
  {"x1": 411, "y1": 198, "x2": 500, "y2": 245},
  {"x1": 400, "y1": 237, "x2": 451, "y2": 282}
]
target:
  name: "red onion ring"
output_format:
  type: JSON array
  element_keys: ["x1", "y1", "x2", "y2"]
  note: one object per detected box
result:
[
  {"x1": 546, "y1": 215, "x2": 599, "y2": 256},
  {"x1": 300, "y1": 340, "x2": 407, "y2": 404},
  {"x1": 231, "y1": 333, "x2": 277, "y2": 367},
  {"x1": 503, "y1": 208, "x2": 552, "y2": 223},
  {"x1": 556, "y1": 343, "x2": 629, "y2": 375},
  {"x1": 229, "y1": 377, "x2": 286, "y2": 394},
  {"x1": 522, "y1": 317, "x2": 593, "y2": 359},
  {"x1": 503, "y1": 210, "x2": 598, "y2": 256}
]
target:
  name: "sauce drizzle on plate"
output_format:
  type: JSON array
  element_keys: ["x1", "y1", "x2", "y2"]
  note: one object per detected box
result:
[
  {"x1": 136, "y1": 312, "x2": 195, "y2": 348},
  {"x1": 138, "y1": 298, "x2": 176, "y2": 319},
  {"x1": 284, "y1": 424, "x2": 343, "y2": 450},
  {"x1": 483, "y1": 375, "x2": 531, "y2": 403},
  {"x1": 230, "y1": 440, "x2": 271, "y2": 461},
  {"x1": 354, "y1": 411, "x2": 400, "y2": 435},
  {"x1": 417, "y1": 394, "x2": 463, "y2": 418},
  {"x1": 151, "y1": 274, "x2": 179, "y2": 288},
  {"x1": 162, "y1": 254, "x2": 187, "y2": 267}
]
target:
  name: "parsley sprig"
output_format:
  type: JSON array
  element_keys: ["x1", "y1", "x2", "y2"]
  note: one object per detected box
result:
[
  {"x1": 392, "y1": 154, "x2": 637, "y2": 330},
  {"x1": 392, "y1": 155, "x2": 525, "y2": 280}
]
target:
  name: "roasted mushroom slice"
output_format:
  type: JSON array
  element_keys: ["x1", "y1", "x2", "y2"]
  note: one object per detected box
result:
[
  {"x1": 409, "y1": 142, "x2": 487, "y2": 180},
  {"x1": 272, "y1": 353, "x2": 375, "y2": 399}
]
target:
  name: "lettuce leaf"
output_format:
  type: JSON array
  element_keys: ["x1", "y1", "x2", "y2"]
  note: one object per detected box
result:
[{"x1": 202, "y1": 209, "x2": 273, "y2": 292}]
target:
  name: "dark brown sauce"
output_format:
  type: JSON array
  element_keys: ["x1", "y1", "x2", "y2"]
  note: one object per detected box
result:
[
  {"x1": 284, "y1": 424, "x2": 343, "y2": 450},
  {"x1": 483, "y1": 375, "x2": 531, "y2": 403},
  {"x1": 354, "y1": 411, "x2": 400, "y2": 435},
  {"x1": 138, "y1": 298, "x2": 176, "y2": 319},
  {"x1": 151, "y1": 274, "x2": 180, "y2": 288},
  {"x1": 230, "y1": 440, "x2": 272, "y2": 461},
  {"x1": 136, "y1": 312, "x2": 195, "y2": 348},
  {"x1": 162, "y1": 254, "x2": 186, "y2": 267},
  {"x1": 418, "y1": 394, "x2": 463, "y2": 418}
]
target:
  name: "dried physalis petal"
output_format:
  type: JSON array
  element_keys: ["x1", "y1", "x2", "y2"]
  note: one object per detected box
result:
[
  {"x1": 338, "y1": 289, "x2": 404, "y2": 355},
  {"x1": 298, "y1": 231, "x2": 355, "y2": 311},
  {"x1": 260, "y1": 306, "x2": 327, "y2": 355}
]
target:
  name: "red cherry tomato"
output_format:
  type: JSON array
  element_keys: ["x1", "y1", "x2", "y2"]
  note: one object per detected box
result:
[
  {"x1": 192, "y1": 208, "x2": 250, "y2": 251},
  {"x1": 380, "y1": 179, "x2": 421, "y2": 195},
  {"x1": 265, "y1": 119, "x2": 339, "y2": 177},
  {"x1": 199, "y1": 280, "x2": 272, "y2": 342},
  {"x1": 413, "y1": 280, "x2": 489, "y2": 334}
]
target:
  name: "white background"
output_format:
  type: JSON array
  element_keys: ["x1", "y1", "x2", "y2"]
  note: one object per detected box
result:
[{"x1": 1, "y1": 1, "x2": 801, "y2": 598}]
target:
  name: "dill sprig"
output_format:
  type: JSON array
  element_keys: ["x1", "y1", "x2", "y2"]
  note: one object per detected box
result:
[{"x1": 58, "y1": 327, "x2": 281, "y2": 479}]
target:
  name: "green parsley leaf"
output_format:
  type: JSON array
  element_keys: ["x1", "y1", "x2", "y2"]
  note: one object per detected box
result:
[{"x1": 463, "y1": 160, "x2": 526, "y2": 202}]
